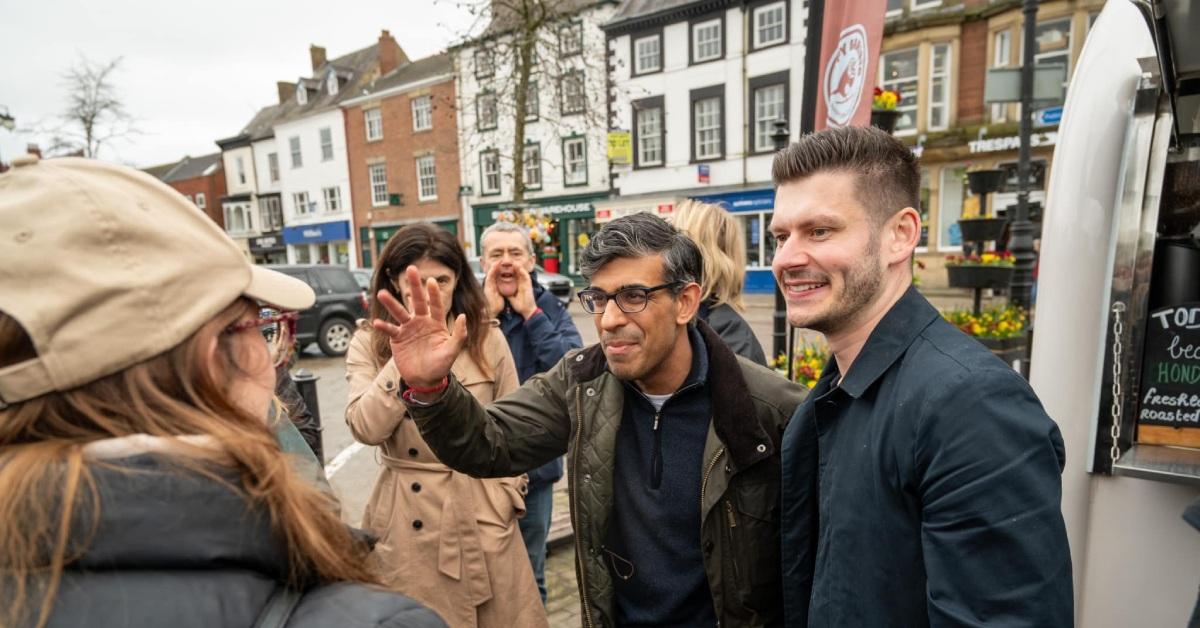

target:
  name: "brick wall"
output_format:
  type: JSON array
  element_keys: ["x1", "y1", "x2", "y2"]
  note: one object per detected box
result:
[
  {"x1": 957, "y1": 19, "x2": 988, "y2": 126},
  {"x1": 346, "y1": 77, "x2": 462, "y2": 265},
  {"x1": 168, "y1": 170, "x2": 228, "y2": 228}
]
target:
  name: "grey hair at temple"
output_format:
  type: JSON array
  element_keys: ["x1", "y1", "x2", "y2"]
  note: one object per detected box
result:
[
  {"x1": 479, "y1": 221, "x2": 535, "y2": 256},
  {"x1": 578, "y1": 213, "x2": 702, "y2": 287}
]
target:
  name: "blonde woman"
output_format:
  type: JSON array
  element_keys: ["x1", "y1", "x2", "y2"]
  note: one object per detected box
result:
[
  {"x1": 346, "y1": 224, "x2": 547, "y2": 628},
  {"x1": 673, "y1": 199, "x2": 768, "y2": 365},
  {"x1": 0, "y1": 157, "x2": 442, "y2": 628}
]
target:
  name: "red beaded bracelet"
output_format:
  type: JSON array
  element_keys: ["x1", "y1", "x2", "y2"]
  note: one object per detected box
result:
[{"x1": 406, "y1": 376, "x2": 449, "y2": 395}]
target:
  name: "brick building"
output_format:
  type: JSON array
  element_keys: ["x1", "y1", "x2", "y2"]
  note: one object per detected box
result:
[
  {"x1": 156, "y1": 153, "x2": 227, "y2": 228},
  {"x1": 341, "y1": 52, "x2": 463, "y2": 267}
]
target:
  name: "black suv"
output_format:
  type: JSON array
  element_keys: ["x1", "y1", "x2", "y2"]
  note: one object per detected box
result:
[{"x1": 267, "y1": 264, "x2": 368, "y2": 357}]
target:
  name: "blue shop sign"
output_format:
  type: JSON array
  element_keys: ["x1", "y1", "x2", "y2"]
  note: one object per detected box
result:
[
  {"x1": 282, "y1": 220, "x2": 352, "y2": 245},
  {"x1": 692, "y1": 187, "x2": 775, "y2": 213}
]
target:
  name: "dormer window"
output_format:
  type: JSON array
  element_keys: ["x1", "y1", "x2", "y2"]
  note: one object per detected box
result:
[
  {"x1": 296, "y1": 84, "x2": 308, "y2": 105},
  {"x1": 326, "y1": 71, "x2": 339, "y2": 96}
]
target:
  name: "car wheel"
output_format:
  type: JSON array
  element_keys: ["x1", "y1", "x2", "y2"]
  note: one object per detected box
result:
[{"x1": 317, "y1": 318, "x2": 354, "y2": 357}]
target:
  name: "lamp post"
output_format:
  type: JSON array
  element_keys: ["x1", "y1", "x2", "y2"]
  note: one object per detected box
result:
[
  {"x1": 770, "y1": 119, "x2": 791, "y2": 364},
  {"x1": 1009, "y1": 0, "x2": 1039, "y2": 312}
]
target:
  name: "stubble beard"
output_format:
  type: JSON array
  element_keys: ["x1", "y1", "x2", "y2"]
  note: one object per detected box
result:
[{"x1": 794, "y1": 237, "x2": 884, "y2": 336}]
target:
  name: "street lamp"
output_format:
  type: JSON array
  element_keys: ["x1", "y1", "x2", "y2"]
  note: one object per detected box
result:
[{"x1": 770, "y1": 119, "x2": 790, "y2": 367}]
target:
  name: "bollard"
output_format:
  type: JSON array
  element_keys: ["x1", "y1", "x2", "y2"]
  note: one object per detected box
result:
[{"x1": 290, "y1": 368, "x2": 324, "y2": 464}]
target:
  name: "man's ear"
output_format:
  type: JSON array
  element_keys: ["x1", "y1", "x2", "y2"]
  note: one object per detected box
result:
[
  {"x1": 675, "y1": 282, "x2": 702, "y2": 325},
  {"x1": 885, "y1": 207, "x2": 921, "y2": 267}
]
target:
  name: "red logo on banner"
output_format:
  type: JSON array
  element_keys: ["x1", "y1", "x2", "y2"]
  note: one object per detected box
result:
[
  {"x1": 812, "y1": 0, "x2": 887, "y2": 130},
  {"x1": 823, "y1": 25, "x2": 869, "y2": 127}
]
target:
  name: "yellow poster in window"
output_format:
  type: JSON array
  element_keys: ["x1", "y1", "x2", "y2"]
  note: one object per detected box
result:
[{"x1": 607, "y1": 131, "x2": 632, "y2": 165}]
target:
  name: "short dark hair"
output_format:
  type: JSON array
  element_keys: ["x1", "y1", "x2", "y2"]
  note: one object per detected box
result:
[
  {"x1": 772, "y1": 125, "x2": 920, "y2": 225},
  {"x1": 578, "y1": 213, "x2": 701, "y2": 287}
]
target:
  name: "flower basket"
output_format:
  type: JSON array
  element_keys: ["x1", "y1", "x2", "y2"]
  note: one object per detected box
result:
[
  {"x1": 946, "y1": 264, "x2": 1014, "y2": 289},
  {"x1": 966, "y1": 169, "x2": 1006, "y2": 196},
  {"x1": 870, "y1": 109, "x2": 902, "y2": 134},
  {"x1": 957, "y1": 218, "x2": 1008, "y2": 243},
  {"x1": 976, "y1": 336, "x2": 1023, "y2": 351}
]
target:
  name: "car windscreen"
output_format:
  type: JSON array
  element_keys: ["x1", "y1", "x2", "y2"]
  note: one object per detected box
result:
[{"x1": 317, "y1": 268, "x2": 361, "y2": 294}]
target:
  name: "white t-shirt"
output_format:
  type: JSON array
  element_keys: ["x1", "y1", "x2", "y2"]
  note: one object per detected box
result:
[{"x1": 644, "y1": 392, "x2": 672, "y2": 412}]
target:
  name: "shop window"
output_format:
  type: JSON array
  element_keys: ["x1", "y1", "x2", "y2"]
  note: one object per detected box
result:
[
  {"x1": 918, "y1": 168, "x2": 931, "y2": 249},
  {"x1": 938, "y1": 166, "x2": 966, "y2": 250}
]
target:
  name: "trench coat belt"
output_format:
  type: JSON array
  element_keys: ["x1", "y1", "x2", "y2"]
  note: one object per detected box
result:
[{"x1": 378, "y1": 451, "x2": 494, "y2": 608}]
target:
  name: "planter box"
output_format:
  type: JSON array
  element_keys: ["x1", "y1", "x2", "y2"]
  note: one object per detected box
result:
[
  {"x1": 958, "y1": 218, "x2": 1008, "y2": 243},
  {"x1": 946, "y1": 264, "x2": 1014, "y2": 289},
  {"x1": 870, "y1": 109, "x2": 901, "y2": 134},
  {"x1": 966, "y1": 169, "x2": 1006, "y2": 196},
  {"x1": 976, "y1": 336, "x2": 1023, "y2": 351}
]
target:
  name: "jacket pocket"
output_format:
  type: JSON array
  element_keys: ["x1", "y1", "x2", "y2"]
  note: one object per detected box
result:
[{"x1": 730, "y1": 477, "x2": 783, "y2": 613}]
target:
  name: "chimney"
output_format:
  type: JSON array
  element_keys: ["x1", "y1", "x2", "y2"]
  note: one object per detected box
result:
[
  {"x1": 310, "y1": 45, "x2": 327, "y2": 71},
  {"x1": 377, "y1": 29, "x2": 407, "y2": 76},
  {"x1": 277, "y1": 81, "x2": 297, "y2": 104},
  {"x1": 25, "y1": 143, "x2": 42, "y2": 158}
]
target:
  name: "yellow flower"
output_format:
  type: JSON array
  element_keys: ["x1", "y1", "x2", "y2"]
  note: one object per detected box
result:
[{"x1": 806, "y1": 380, "x2": 817, "y2": 389}]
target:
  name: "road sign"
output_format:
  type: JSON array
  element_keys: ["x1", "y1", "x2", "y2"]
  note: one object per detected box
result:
[
  {"x1": 1034, "y1": 106, "x2": 1063, "y2": 127},
  {"x1": 697, "y1": 164, "x2": 710, "y2": 184}
]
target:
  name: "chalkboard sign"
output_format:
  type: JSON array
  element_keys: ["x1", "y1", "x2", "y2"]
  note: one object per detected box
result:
[{"x1": 1137, "y1": 303, "x2": 1200, "y2": 447}]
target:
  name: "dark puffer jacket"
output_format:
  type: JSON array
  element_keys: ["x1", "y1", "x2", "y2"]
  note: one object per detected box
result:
[{"x1": 40, "y1": 453, "x2": 444, "y2": 628}]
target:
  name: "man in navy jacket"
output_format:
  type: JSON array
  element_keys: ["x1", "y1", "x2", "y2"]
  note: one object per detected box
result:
[
  {"x1": 480, "y1": 221, "x2": 583, "y2": 603},
  {"x1": 769, "y1": 126, "x2": 1073, "y2": 626}
]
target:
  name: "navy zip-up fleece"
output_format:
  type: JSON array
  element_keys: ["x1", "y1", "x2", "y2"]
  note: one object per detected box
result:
[{"x1": 605, "y1": 325, "x2": 717, "y2": 628}]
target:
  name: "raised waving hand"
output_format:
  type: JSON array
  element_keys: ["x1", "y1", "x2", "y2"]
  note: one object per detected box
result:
[{"x1": 371, "y1": 265, "x2": 467, "y2": 389}]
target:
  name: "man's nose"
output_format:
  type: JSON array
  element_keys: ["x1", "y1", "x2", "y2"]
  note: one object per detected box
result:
[
  {"x1": 598, "y1": 298, "x2": 627, "y2": 331},
  {"x1": 772, "y1": 235, "x2": 810, "y2": 276}
]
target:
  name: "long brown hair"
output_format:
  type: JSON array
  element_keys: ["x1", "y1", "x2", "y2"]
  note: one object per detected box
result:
[
  {"x1": 0, "y1": 300, "x2": 377, "y2": 628},
  {"x1": 368, "y1": 223, "x2": 491, "y2": 377}
]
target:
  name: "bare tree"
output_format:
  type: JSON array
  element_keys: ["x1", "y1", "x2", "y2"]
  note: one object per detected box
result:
[
  {"x1": 440, "y1": 0, "x2": 609, "y2": 203},
  {"x1": 46, "y1": 56, "x2": 138, "y2": 158}
]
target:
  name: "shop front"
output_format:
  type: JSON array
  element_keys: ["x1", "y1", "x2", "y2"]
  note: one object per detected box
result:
[
  {"x1": 282, "y1": 220, "x2": 354, "y2": 267},
  {"x1": 911, "y1": 129, "x2": 1057, "y2": 289},
  {"x1": 249, "y1": 231, "x2": 287, "y2": 265},
  {"x1": 472, "y1": 193, "x2": 605, "y2": 281},
  {"x1": 692, "y1": 187, "x2": 778, "y2": 294},
  {"x1": 357, "y1": 218, "x2": 460, "y2": 268}
]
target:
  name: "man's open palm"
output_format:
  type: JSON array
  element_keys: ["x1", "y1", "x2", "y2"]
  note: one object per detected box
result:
[{"x1": 371, "y1": 265, "x2": 467, "y2": 388}]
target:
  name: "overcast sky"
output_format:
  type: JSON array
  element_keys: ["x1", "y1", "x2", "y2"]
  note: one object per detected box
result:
[{"x1": 0, "y1": 0, "x2": 479, "y2": 168}]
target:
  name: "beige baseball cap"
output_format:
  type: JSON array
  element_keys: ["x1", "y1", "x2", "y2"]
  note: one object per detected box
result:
[{"x1": 0, "y1": 154, "x2": 315, "y2": 407}]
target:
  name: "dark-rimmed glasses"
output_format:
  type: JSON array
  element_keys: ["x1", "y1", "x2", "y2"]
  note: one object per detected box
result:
[
  {"x1": 576, "y1": 282, "x2": 681, "y2": 315},
  {"x1": 226, "y1": 309, "x2": 299, "y2": 367}
]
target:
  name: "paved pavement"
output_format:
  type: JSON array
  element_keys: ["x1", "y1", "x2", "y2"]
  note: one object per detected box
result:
[{"x1": 298, "y1": 288, "x2": 998, "y2": 627}]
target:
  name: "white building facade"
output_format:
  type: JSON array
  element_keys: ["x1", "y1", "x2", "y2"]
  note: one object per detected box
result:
[
  {"x1": 274, "y1": 107, "x2": 356, "y2": 266},
  {"x1": 604, "y1": 0, "x2": 808, "y2": 293},
  {"x1": 455, "y1": 1, "x2": 617, "y2": 278}
]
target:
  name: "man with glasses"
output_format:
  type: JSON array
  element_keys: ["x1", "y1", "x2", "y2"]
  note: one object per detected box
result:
[
  {"x1": 479, "y1": 221, "x2": 583, "y2": 605},
  {"x1": 372, "y1": 213, "x2": 806, "y2": 627}
]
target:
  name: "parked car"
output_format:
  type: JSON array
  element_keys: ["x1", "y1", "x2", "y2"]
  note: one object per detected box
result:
[
  {"x1": 351, "y1": 268, "x2": 373, "y2": 291},
  {"x1": 467, "y1": 258, "x2": 574, "y2": 307},
  {"x1": 266, "y1": 264, "x2": 368, "y2": 357}
]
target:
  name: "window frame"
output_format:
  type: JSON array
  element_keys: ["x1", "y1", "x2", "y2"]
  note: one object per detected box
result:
[
  {"x1": 479, "y1": 149, "x2": 502, "y2": 196},
  {"x1": 633, "y1": 95, "x2": 665, "y2": 170},
  {"x1": 689, "y1": 84, "x2": 725, "y2": 163},
  {"x1": 1033, "y1": 16, "x2": 1073, "y2": 73},
  {"x1": 927, "y1": 42, "x2": 952, "y2": 132},
  {"x1": 267, "y1": 152, "x2": 280, "y2": 183},
  {"x1": 630, "y1": 28, "x2": 664, "y2": 76},
  {"x1": 326, "y1": 71, "x2": 339, "y2": 96},
  {"x1": 561, "y1": 136, "x2": 588, "y2": 187},
  {"x1": 911, "y1": 0, "x2": 943, "y2": 11},
  {"x1": 368, "y1": 163, "x2": 389, "y2": 207},
  {"x1": 474, "y1": 47, "x2": 494, "y2": 79},
  {"x1": 364, "y1": 107, "x2": 384, "y2": 141},
  {"x1": 319, "y1": 127, "x2": 334, "y2": 162},
  {"x1": 750, "y1": 0, "x2": 789, "y2": 51},
  {"x1": 289, "y1": 136, "x2": 303, "y2": 168},
  {"x1": 411, "y1": 96, "x2": 433, "y2": 132},
  {"x1": 560, "y1": 70, "x2": 586, "y2": 116},
  {"x1": 322, "y1": 186, "x2": 341, "y2": 212},
  {"x1": 937, "y1": 165, "x2": 967, "y2": 252},
  {"x1": 477, "y1": 90, "x2": 498, "y2": 131},
  {"x1": 525, "y1": 80, "x2": 540, "y2": 122},
  {"x1": 293, "y1": 191, "x2": 312, "y2": 217},
  {"x1": 559, "y1": 21, "x2": 583, "y2": 57},
  {"x1": 878, "y1": 46, "x2": 920, "y2": 136},
  {"x1": 236, "y1": 156, "x2": 246, "y2": 185},
  {"x1": 259, "y1": 195, "x2": 283, "y2": 232},
  {"x1": 990, "y1": 29, "x2": 1012, "y2": 123},
  {"x1": 196, "y1": 192, "x2": 206, "y2": 210},
  {"x1": 296, "y1": 85, "x2": 308, "y2": 105},
  {"x1": 748, "y1": 71, "x2": 789, "y2": 155},
  {"x1": 415, "y1": 155, "x2": 438, "y2": 201},
  {"x1": 522, "y1": 142, "x2": 543, "y2": 191},
  {"x1": 689, "y1": 14, "x2": 725, "y2": 66}
]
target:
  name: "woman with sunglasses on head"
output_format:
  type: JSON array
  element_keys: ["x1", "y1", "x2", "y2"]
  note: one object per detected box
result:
[
  {"x1": 672, "y1": 199, "x2": 768, "y2": 365},
  {"x1": 0, "y1": 157, "x2": 442, "y2": 627},
  {"x1": 346, "y1": 224, "x2": 547, "y2": 628}
]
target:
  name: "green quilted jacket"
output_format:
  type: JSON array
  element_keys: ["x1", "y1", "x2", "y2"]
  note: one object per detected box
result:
[{"x1": 407, "y1": 321, "x2": 807, "y2": 627}]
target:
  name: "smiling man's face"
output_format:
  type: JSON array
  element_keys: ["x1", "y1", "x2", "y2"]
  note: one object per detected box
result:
[{"x1": 770, "y1": 170, "x2": 884, "y2": 335}]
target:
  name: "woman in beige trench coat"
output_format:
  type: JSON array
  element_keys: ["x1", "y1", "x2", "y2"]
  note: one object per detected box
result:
[{"x1": 346, "y1": 224, "x2": 546, "y2": 628}]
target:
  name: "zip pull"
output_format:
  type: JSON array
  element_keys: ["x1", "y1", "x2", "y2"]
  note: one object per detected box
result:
[
  {"x1": 651, "y1": 411, "x2": 663, "y2": 489},
  {"x1": 725, "y1": 501, "x2": 738, "y2": 528}
]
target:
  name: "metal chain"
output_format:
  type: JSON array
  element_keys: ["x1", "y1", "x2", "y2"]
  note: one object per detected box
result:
[{"x1": 1109, "y1": 302, "x2": 1126, "y2": 467}]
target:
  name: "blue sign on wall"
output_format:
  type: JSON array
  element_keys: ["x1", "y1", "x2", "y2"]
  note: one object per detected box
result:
[
  {"x1": 283, "y1": 220, "x2": 352, "y2": 245},
  {"x1": 693, "y1": 187, "x2": 775, "y2": 213},
  {"x1": 1034, "y1": 106, "x2": 1062, "y2": 128}
]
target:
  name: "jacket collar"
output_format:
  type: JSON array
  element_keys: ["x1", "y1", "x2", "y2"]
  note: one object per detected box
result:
[
  {"x1": 834, "y1": 285, "x2": 939, "y2": 399},
  {"x1": 570, "y1": 319, "x2": 773, "y2": 469}
]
